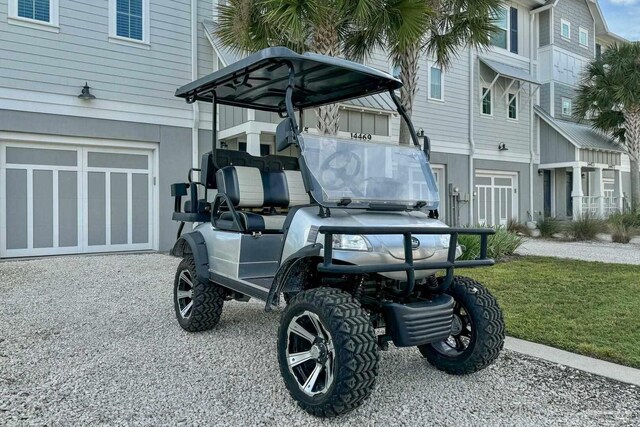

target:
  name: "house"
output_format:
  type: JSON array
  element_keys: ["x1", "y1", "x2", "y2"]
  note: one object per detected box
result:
[{"x1": 0, "y1": 0, "x2": 631, "y2": 259}]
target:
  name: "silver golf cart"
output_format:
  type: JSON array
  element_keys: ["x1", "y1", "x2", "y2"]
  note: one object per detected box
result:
[{"x1": 170, "y1": 47, "x2": 504, "y2": 418}]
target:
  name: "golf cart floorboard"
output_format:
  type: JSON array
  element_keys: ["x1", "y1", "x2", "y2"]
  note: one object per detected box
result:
[{"x1": 210, "y1": 272, "x2": 272, "y2": 302}]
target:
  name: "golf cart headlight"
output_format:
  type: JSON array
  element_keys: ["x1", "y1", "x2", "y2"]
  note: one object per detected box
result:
[
  {"x1": 439, "y1": 234, "x2": 450, "y2": 248},
  {"x1": 332, "y1": 234, "x2": 371, "y2": 251}
]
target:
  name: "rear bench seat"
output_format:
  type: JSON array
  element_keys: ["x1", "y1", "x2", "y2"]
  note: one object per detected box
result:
[{"x1": 216, "y1": 166, "x2": 308, "y2": 232}]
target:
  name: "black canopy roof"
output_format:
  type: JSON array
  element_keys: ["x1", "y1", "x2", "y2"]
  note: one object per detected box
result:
[{"x1": 175, "y1": 47, "x2": 402, "y2": 112}]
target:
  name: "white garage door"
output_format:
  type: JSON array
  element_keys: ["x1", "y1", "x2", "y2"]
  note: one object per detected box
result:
[
  {"x1": 1, "y1": 142, "x2": 155, "y2": 258},
  {"x1": 475, "y1": 171, "x2": 518, "y2": 226}
]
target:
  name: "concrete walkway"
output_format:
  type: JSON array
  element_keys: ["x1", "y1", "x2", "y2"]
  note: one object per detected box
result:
[
  {"x1": 516, "y1": 238, "x2": 640, "y2": 265},
  {"x1": 505, "y1": 337, "x2": 640, "y2": 387}
]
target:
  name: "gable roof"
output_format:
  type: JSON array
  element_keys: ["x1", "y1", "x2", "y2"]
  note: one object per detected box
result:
[{"x1": 535, "y1": 105, "x2": 623, "y2": 153}]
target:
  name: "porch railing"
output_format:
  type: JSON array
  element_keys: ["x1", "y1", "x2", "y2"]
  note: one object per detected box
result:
[{"x1": 581, "y1": 196, "x2": 620, "y2": 217}]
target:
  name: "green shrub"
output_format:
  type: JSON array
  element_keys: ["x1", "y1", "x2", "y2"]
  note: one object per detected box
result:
[
  {"x1": 507, "y1": 218, "x2": 532, "y2": 237},
  {"x1": 458, "y1": 226, "x2": 524, "y2": 261},
  {"x1": 564, "y1": 214, "x2": 607, "y2": 241},
  {"x1": 607, "y1": 213, "x2": 638, "y2": 243},
  {"x1": 537, "y1": 217, "x2": 562, "y2": 238}
]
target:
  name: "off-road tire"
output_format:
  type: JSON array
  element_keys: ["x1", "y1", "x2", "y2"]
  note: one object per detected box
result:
[
  {"x1": 277, "y1": 288, "x2": 379, "y2": 418},
  {"x1": 418, "y1": 276, "x2": 504, "y2": 375},
  {"x1": 173, "y1": 256, "x2": 225, "y2": 332}
]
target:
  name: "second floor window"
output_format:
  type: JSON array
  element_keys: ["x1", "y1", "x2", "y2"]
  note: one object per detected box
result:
[
  {"x1": 562, "y1": 98, "x2": 572, "y2": 116},
  {"x1": 579, "y1": 27, "x2": 589, "y2": 48},
  {"x1": 116, "y1": 0, "x2": 143, "y2": 40},
  {"x1": 508, "y1": 93, "x2": 517, "y2": 120},
  {"x1": 482, "y1": 88, "x2": 492, "y2": 116},
  {"x1": 561, "y1": 19, "x2": 571, "y2": 39},
  {"x1": 17, "y1": 0, "x2": 49, "y2": 21},
  {"x1": 429, "y1": 66, "x2": 443, "y2": 101}
]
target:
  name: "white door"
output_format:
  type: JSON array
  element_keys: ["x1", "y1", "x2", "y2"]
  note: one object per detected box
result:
[
  {"x1": 431, "y1": 164, "x2": 446, "y2": 219},
  {"x1": 1, "y1": 142, "x2": 155, "y2": 258},
  {"x1": 475, "y1": 171, "x2": 518, "y2": 226}
]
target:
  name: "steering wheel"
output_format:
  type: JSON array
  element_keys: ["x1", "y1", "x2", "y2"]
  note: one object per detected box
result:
[{"x1": 319, "y1": 150, "x2": 362, "y2": 190}]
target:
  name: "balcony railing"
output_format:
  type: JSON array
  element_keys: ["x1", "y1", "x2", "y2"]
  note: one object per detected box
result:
[{"x1": 581, "y1": 196, "x2": 620, "y2": 217}]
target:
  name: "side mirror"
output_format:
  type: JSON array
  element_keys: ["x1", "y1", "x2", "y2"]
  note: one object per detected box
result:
[{"x1": 276, "y1": 119, "x2": 295, "y2": 152}]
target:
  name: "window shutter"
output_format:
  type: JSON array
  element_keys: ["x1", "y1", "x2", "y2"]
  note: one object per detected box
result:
[{"x1": 510, "y1": 7, "x2": 518, "y2": 54}]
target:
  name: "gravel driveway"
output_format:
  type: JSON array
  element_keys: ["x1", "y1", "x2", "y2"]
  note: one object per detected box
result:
[
  {"x1": 516, "y1": 238, "x2": 640, "y2": 265},
  {"x1": 1, "y1": 253, "x2": 639, "y2": 426}
]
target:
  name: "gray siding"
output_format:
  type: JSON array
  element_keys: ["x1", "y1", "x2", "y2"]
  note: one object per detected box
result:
[
  {"x1": 540, "y1": 120, "x2": 576, "y2": 164},
  {"x1": 539, "y1": 10, "x2": 550, "y2": 47},
  {"x1": 219, "y1": 105, "x2": 248, "y2": 130},
  {"x1": 0, "y1": 109, "x2": 191, "y2": 252},
  {"x1": 579, "y1": 150, "x2": 621, "y2": 166},
  {"x1": 553, "y1": 0, "x2": 595, "y2": 58},
  {"x1": 0, "y1": 0, "x2": 194, "y2": 123},
  {"x1": 430, "y1": 151, "x2": 470, "y2": 226},
  {"x1": 539, "y1": 83, "x2": 551, "y2": 115}
]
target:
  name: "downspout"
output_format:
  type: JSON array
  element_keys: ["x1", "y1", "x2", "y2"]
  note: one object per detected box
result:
[
  {"x1": 529, "y1": 12, "x2": 536, "y2": 222},
  {"x1": 468, "y1": 47, "x2": 475, "y2": 225},
  {"x1": 191, "y1": 0, "x2": 199, "y2": 169}
]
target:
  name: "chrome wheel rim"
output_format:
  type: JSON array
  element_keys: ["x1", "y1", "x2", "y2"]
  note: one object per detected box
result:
[
  {"x1": 286, "y1": 311, "x2": 335, "y2": 397},
  {"x1": 176, "y1": 269, "x2": 194, "y2": 319},
  {"x1": 432, "y1": 301, "x2": 473, "y2": 357}
]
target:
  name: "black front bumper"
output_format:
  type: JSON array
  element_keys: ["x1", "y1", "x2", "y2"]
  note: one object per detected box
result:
[{"x1": 381, "y1": 294, "x2": 454, "y2": 347}]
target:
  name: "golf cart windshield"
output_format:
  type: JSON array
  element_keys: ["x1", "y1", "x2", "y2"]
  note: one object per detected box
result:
[{"x1": 300, "y1": 136, "x2": 439, "y2": 209}]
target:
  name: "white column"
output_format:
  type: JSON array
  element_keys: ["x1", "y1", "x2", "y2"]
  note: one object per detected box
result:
[
  {"x1": 246, "y1": 132, "x2": 261, "y2": 156},
  {"x1": 593, "y1": 167, "x2": 604, "y2": 217},
  {"x1": 614, "y1": 168, "x2": 624, "y2": 212},
  {"x1": 572, "y1": 165, "x2": 583, "y2": 218}
]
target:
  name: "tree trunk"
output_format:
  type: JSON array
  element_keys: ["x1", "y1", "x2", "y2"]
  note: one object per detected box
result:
[
  {"x1": 625, "y1": 107, "x2": 640, "y2": 211},
  {"x1": 398, "y1": 43, "x2": 420, "y2": 145},
  {"x1": 312, "y1": 15, "x2": 341, "y2": 135}
]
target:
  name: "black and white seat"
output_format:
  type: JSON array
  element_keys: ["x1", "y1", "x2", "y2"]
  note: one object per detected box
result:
[{"x1": 216, "y1": 165, "x2": 308, "y2": 232}]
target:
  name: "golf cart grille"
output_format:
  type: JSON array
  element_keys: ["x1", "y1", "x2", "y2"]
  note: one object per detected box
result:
[{"x1": 317, "y1": 226, "x2": 495, "y2": 295}]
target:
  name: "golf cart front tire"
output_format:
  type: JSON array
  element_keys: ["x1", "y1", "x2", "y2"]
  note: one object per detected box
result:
[
  {"x1": 173, "y1": 256, "x2": 225, "y2": 332},
  {"x1": 418, "y1": 276, "x2": 504, "y2": 375},
  {"x1": 277, "y1": 288, "x2": 379, "y2": 418}
]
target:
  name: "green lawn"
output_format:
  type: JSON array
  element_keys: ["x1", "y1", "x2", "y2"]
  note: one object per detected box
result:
[{"x1": 458, "y1": 256, "x2": 640, "y2": 369}]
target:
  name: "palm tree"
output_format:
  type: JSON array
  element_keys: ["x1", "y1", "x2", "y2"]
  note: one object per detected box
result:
[
  {"x1": 574, "y1": 42, "x2": 640, "y2": 211},
  {"x1": 215, "y1": 0, "x2": 381, "y2": 135},
  {"x1": 345, "y1": 0, "x2": 503, "y2": 145}
]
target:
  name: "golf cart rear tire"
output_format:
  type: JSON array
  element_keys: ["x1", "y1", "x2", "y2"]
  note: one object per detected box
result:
[
  {"x1": 418, "y1": 276, "x2": 504, "y2": 375},
  {"x1": 277, "y1": 288, "x2": 379, "y2": 418},
  {"x1": 173, "y1": 256, "x2": 225, "y2": 332}
]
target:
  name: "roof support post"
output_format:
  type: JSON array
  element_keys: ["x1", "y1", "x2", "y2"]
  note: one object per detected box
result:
[
  {"x1": 572, "y1": 164, "x2": 584, "y2": 219},
  {"x1": 284, "y1": 62, "x2": 299, "y2": 135}
]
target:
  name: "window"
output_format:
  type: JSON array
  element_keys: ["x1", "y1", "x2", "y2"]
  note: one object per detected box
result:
[
  {"x1": 429, "y1": 66, "x2": 443, "y2": 101},
  {"x1": 579, "y1": 27, "x2": 589, "y2": 47},
  {"x1": 260, "y1": 144, "x2": 271, "y2": 156},
  {"x1": 238, "y1": 142, "x2": 247, "y2": 152},
  {"x1": 508, "y1": 93, "x2": 518, "y2": 120},
  {"x1": 490, "y1": 7, "x2": 518, "y2": 54},
  {"x1": 562, "y1": 98, "x2": 572, "y2": 116},
  {"x1": 596, "y1": 43, "x2": 602, "y2": 60},
  {"x1": 8, "y1": 0, "x2": 59, "y2": 29},
  {"x1": 109, "y1": 0, "x2": 149, "y2": 45},
  {"x1": 491, "y1": 8, "x2": 508, "y2": 50},
  {"x1": 561, "y1": 19, "x2": 571, "y2": 39},
  {"x1": 482, "y1": 88, "x2": 492, "y2": 116}
]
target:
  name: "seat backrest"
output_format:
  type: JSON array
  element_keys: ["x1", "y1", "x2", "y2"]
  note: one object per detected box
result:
[
  {"x1": 200, "y1": 152, "x2": 217, "y2": 189},
  {"x1": 217, "y1": 166, "x2": 310, "y2": 209}
]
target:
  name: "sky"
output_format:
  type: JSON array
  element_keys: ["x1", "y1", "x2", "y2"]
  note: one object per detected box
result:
[{"x1": 599, "y1": 0, "x2": 640, "y2": 41}]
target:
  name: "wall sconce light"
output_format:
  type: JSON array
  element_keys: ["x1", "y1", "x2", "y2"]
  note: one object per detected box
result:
[
  {"x1": 220, "y1": 141, "x2": 228, "y2": 149},
  {"x1": 417, "y1": 128, "x2": 424, "y2": 137},
  {"x1": 538, "y1": 169, "x2": 544, "y2": 176},
  {"x1": 498, "y1": 142, "x2": 508, "y2": 151},
  {"x1": 78, "y1": 82, "x2": 96, "y2": 100}
]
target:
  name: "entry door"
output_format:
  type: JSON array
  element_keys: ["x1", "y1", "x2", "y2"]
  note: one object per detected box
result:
[
  {"x1": 543, "y1": 170, "x2": 551, "y2": 217},
  {"x1": 1, "y1": 142, "x2": 154, "y2": 258},
  {"x1": 431, "y1": 165, "x2": 446, "y2": 219},
  {"x1": 475, "y1": 172, "x2": 518, "y2": 226}
]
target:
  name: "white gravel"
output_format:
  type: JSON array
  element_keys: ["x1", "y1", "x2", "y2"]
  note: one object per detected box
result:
[
  {"x1": 1, "y1": 253, "x2": 639, "y2": 426},
  {"x1": 516, "y1": 238, "x2": 640, "y2": 265}
]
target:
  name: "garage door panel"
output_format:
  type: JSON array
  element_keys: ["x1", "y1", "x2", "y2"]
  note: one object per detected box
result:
[
  {"x1": 132, "y1": 173, "x2": 149, "y2": 244},
  {"x1": 88, "y1": 152, "x2": 148, "y2": 169},
  {"x1": 7, "y1": 147, "x2": 77, "y2": 166},
  {"x1": 88, "y1": 171, "x2": 107, "y2": 247},
  {"x1": 475, "y1": 172, "x2": 518, "y2": 226},
  {"x1": 58, "y1": 171, "x2": 78, "y2": 248},
  {"x1": 33, "y1": 170, "x2": 54, "y2": 249},
  {"x1": 6, "y1": 169, "x2": 28, "y2": 250},
  {"x1": 110, "y1": 172, "x2": 128, "y2": 245}
]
